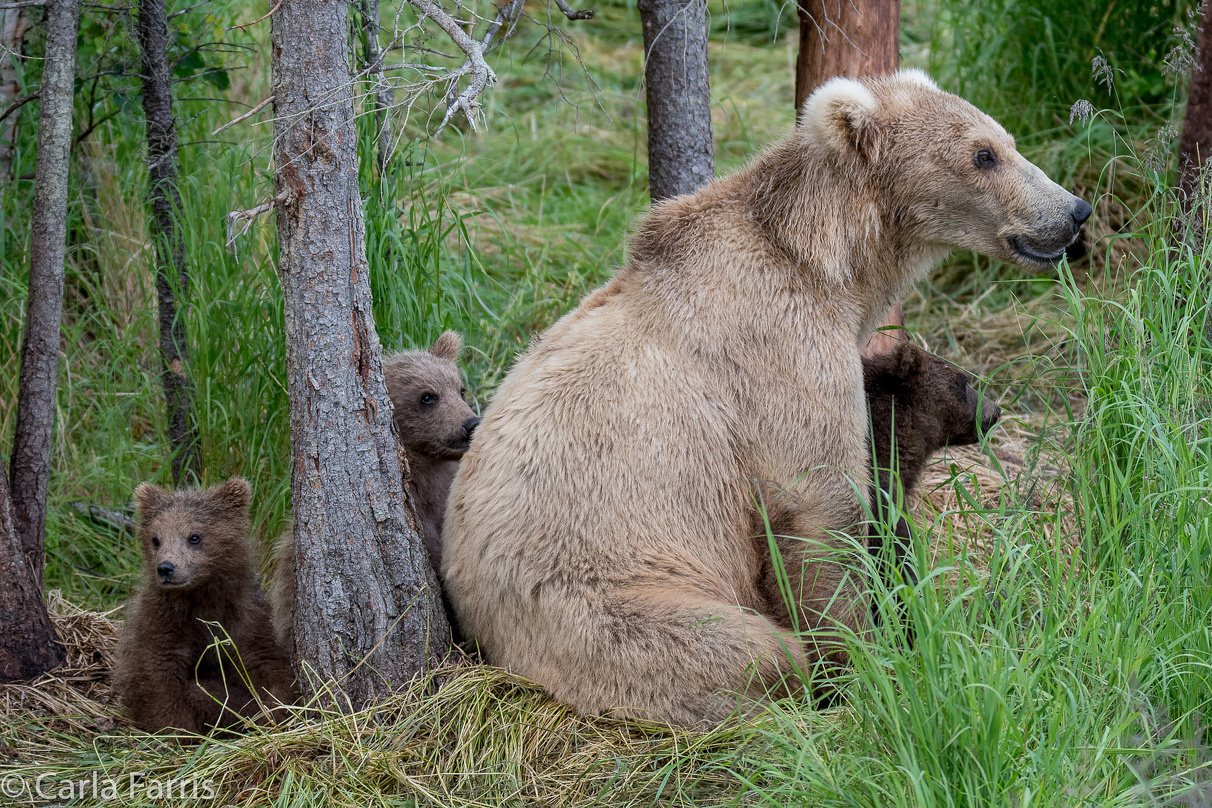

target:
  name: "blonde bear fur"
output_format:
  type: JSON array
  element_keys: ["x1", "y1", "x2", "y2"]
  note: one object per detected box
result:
[{"x1": 442, "y1": 70, "x2": 1089, "y2": 726}]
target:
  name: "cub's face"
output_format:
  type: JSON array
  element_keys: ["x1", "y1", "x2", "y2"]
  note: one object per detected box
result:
[
  {"x1": 865, "y1": 343, "x2": 1001, "y2": 455},
  {"x1": 132, "y1": 478, "x2": 252, "y2": 592},
  {"x1": 383, "y1": 331, "x2": 481, "y2": 460},
  {"x1": 802, "y1": 70, "x2": 1091, "y2": 268},
  {"x1": 920, "y1": 354, "x2": 1001, "y2": 449}
]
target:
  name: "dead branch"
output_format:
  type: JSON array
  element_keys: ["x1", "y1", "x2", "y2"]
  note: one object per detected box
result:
[
  {"x1": 225, "y1": 192, "x2": 287, "y2": 256},
  {"x1": 550, "y1": 0, "x2": 595, "y2": 21},
  {"x1": 225, "y1": 0, "x2": 281, "y2": 32},
  {"x1": 210, "y1": 93, "x2": 273, "y2": 135}
]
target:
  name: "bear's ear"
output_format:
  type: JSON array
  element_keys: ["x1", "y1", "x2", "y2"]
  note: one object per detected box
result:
[
  {"x1": 895, "y1": 68, "x2": 939, "y2": 92},
  {"x1": 210, "y1": 477, "x2": 252, "y2": 515},
  {"x1": 429, "y1": 331, "x2": 462, "y2": 362},
  {"x1": 894, "y1": 342, "x2": 924, "y2": 381},
  {"x1": 133, "y1": 483, "x2": 171, "y2": 518},
  {"x1": 799, "y1": 76, "x2": 882, "y2": 162}
]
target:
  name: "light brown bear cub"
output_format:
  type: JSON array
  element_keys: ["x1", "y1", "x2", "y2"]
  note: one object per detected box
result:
[
  {"x1": 382, "y1": 330, "x2": 480, "y2": 574},
  {"x1": 443, "y1": 69, "x2": 1089, "y2": 727},
  {"x1": 113, "y1": 478, "x2": 295, "y2": 734}
]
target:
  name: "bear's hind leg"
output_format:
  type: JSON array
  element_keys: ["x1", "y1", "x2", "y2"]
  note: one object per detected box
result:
[{"x1": 574, "y1": 588, "x2": 809, "y2": 727}]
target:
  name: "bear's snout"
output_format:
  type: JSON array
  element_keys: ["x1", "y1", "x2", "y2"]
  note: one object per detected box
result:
[
  {"x1": 463, "y1": 416, "x2": 482, "y2": 439},
  {"x1": 156, "y1": 561, "x2": 176, "y2": 582},
  {"x1": 1070, "y1": 198, "x2": 1092, "y2": 234},
  {"x1": 979, "y1": 401, "x2": 1001, "y2": 436}
]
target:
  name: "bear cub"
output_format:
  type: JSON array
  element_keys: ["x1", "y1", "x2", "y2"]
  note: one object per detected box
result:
[
  {"x1": 271, "y1": 332, "x2": 478, "y2": 649},
  {"x1": 382, "y1": 330, "x2": 480, "y2": 574},
  {"x1": 863, "y1": 341, "x2": 1001, "y2": 586},
  {"x1": 113, "y1": 478, "x2": 295, "y2": 734}
]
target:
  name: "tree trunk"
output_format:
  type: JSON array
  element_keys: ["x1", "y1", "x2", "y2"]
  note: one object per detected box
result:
[
  {"x1": 358, "y1": 0, "x2": 393, "y2": 176},
  {"x1": 637, "y1": 0, "x2": 714, "y2": 202},
  {"x1": 0, "y1": 449, "x2": 65, "y2": 681},
  {"x1": 9, "y1": 0, "x2": 79, "y2": 580},
  {"x1": 796, "y1": 0, "x2": 902, "y2": 357},
  {"x1": 1179, "y1": 0, "x2": 1212, "y2": 199},
  {"x1": 795, "y1": 0, "x2": 900, "y2": 113},
  {"x1": 137, "y1": 0, "x2": 202, "y2": 486},
  {"x1": 0, "y1": 8, "x2": 28, "y2": 180},
  {"x1": 271, "y1": 0, "x2": 450, "y2": 706}
]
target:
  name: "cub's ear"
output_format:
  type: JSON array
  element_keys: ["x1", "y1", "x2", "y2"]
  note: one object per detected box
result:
[
  {"x1": 800, "y1": 76, "x2": 882, "y2": 161},
  {"x1": 133, "y1": 483, "x2": 171, "y2": 519},
  {"x1": 210, "y1": 477, "x2": 252, "y2": 515},
  {"x1": 429, "y1": 331, "x2": 463, "y2": 362},
  {"x1": 893, "y1": 342, "x2": 925, "y2": 380}
]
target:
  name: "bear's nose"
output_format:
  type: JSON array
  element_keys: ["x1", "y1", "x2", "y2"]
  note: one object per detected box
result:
[
  {"x1": 1070, "y1": 198, "x2": 1092, "y2": 232},
  {"x1": 157, "y1": 562, "x2": 175, "y2": 580},
  {"x1": 463, "y1": 416, "x2": 482, "y2": 439},
  {"x1": 979, "y1": 403, "x2": 1002, "y2": 435}
]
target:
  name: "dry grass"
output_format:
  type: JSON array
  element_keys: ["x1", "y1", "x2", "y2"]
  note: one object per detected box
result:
[{"x1": 0, "y1": 601, "x2": 782, "y2": 807}]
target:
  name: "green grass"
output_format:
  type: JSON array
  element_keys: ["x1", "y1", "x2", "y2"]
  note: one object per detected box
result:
[{"x1": 2, "y1": 0, "x2": 1211, "y2": 805}]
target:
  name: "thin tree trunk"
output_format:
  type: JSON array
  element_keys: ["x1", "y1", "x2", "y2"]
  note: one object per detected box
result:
[
  {"x1": 10, "y1": 0, "x2": 79, "y2": 580},
  {"x1": 796, "y1": 0, "x2": 903, "y2": 357},
  {"x1": 1179, "y1": 0, "x2": 1212, "y2": 199},
  {"x1": 359, "y1": 0, "x2": 393, "y2": 176},
  {"x1": 794, "y1": 0, "x2": 900, "y2": 113},
  {"x1": 0, "y1": 8, "x2": 28, "y2": 180},
  {"x1": 0, "y1": 464, "x2": 64, "y2": 682},
  {"x1": 637, "y1": 0, "x2": 714, "y2": 201},
  {"x1": 272, "y1": 0, "x2": 450, "y2": 706},
  {"x1": 137, "y1": 0, "x2": 202, "y2": 486}
]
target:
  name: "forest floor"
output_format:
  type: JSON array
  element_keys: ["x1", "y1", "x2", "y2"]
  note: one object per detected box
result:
[{"x1": 2, "y1": 2, "x2": 1211, "y2": 806}]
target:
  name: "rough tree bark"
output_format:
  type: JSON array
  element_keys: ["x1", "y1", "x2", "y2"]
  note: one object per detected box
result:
[
  {"x1": 272, "y1": 0, "x2": 450, "y2": 705},
  {"x1": 796, "y1": 0, "x2": 903, "y2": 357},
  {"x1": 637, "y1": 0, "x2": 714, "y2": 201},
  {"x1": 137, "y1": 0, "x2": 202, "y2": 486},
  {"x1": 358, "y1": 0, "x2": 393, "y2": 176},
  {"x1": 0, "y1": 464, "x2": 65, "y2": 682},
  {"x1": 9, "y1": 0, "x2": 80, "y2": 580},
  {"x1": 0, "y1": 8, "x2": 28, "y2": 179},
  {"x1": 1179, "y1": 0, "x2": 1212, "y2": 199}
]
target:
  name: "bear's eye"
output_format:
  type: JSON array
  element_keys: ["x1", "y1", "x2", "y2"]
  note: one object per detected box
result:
[
  {"x1": 973, "y1": 148, "x2": 998, "y2": 169},
  {"x1": 188, "y1": 534, "x2": 202, "y2": 545},
  {"x1": 460, "y1": 387, "x2": 466, "y2": 399},
  {"x1": 420, "y1": 393, "x2": 438, "y2": 407},
  {"x1": 151, "y1": 536, "x2": 160, "y2": 548}
]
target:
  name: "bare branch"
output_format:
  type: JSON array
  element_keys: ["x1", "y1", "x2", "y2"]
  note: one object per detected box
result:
[
  {"x1": 226, "y1": 0, "x2": 281, "y2": 32},
  {"x1": 210, "y1": 93, "x2": 273, "y2": 135},
  {"x1": 225, "y1": 193, "x2": 287, "y2": 256},
  {"x1": 550, "y1": 0, "x2": 595, "y2": 21},
  {"x1": 404, "y1": 0, "x2": 497, "y2": 132}
]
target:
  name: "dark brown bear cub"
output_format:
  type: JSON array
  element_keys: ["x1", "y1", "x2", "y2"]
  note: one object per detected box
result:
[
  {"x1": 863, "y1": 342, "x2": 1001, "y2": 590},
  {"x1": 113, "y1": 478, "x2": 295, "y2": 734}
]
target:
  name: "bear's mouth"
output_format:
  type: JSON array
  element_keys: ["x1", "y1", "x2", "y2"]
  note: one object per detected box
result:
[{"x1": 1008, "y1": 235, "x2": 1067, "y2": 265}]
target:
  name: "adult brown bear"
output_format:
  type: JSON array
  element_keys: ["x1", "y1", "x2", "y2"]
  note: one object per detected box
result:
[{"x1": 443, "y1": 70, "x2": 1089, "y2": 726}]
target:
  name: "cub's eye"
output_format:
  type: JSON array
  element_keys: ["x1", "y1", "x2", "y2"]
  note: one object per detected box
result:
[
  {"x1": 420, "y1": 393, "x2": 438, "y2": 406},
  {"x1": 973, "y1": 148, "x2": 998, "y2": 169},
  {"x1": 151, "y1": 536, "x2": 160, "y2": 548},
  {"x1": 460, "y1": 387, "x2": 466, "y2": 399},
  {"x1": 188, "y1": 534, "x2": 202, "y2": 545}
]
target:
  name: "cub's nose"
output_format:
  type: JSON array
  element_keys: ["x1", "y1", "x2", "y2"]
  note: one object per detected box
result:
[
  {"x1": 157, "y1": 561, "x2": 176, "y2": 581},
  {"x1": 1070, "y1": 198, "x2": 1093, "y2": 233},
  {"x1": 462, "y1": 416, "x2": 482, "y2": 439},
  {"x1": 979, "y1": 402, "x2": 1002, "y2": 435}
]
